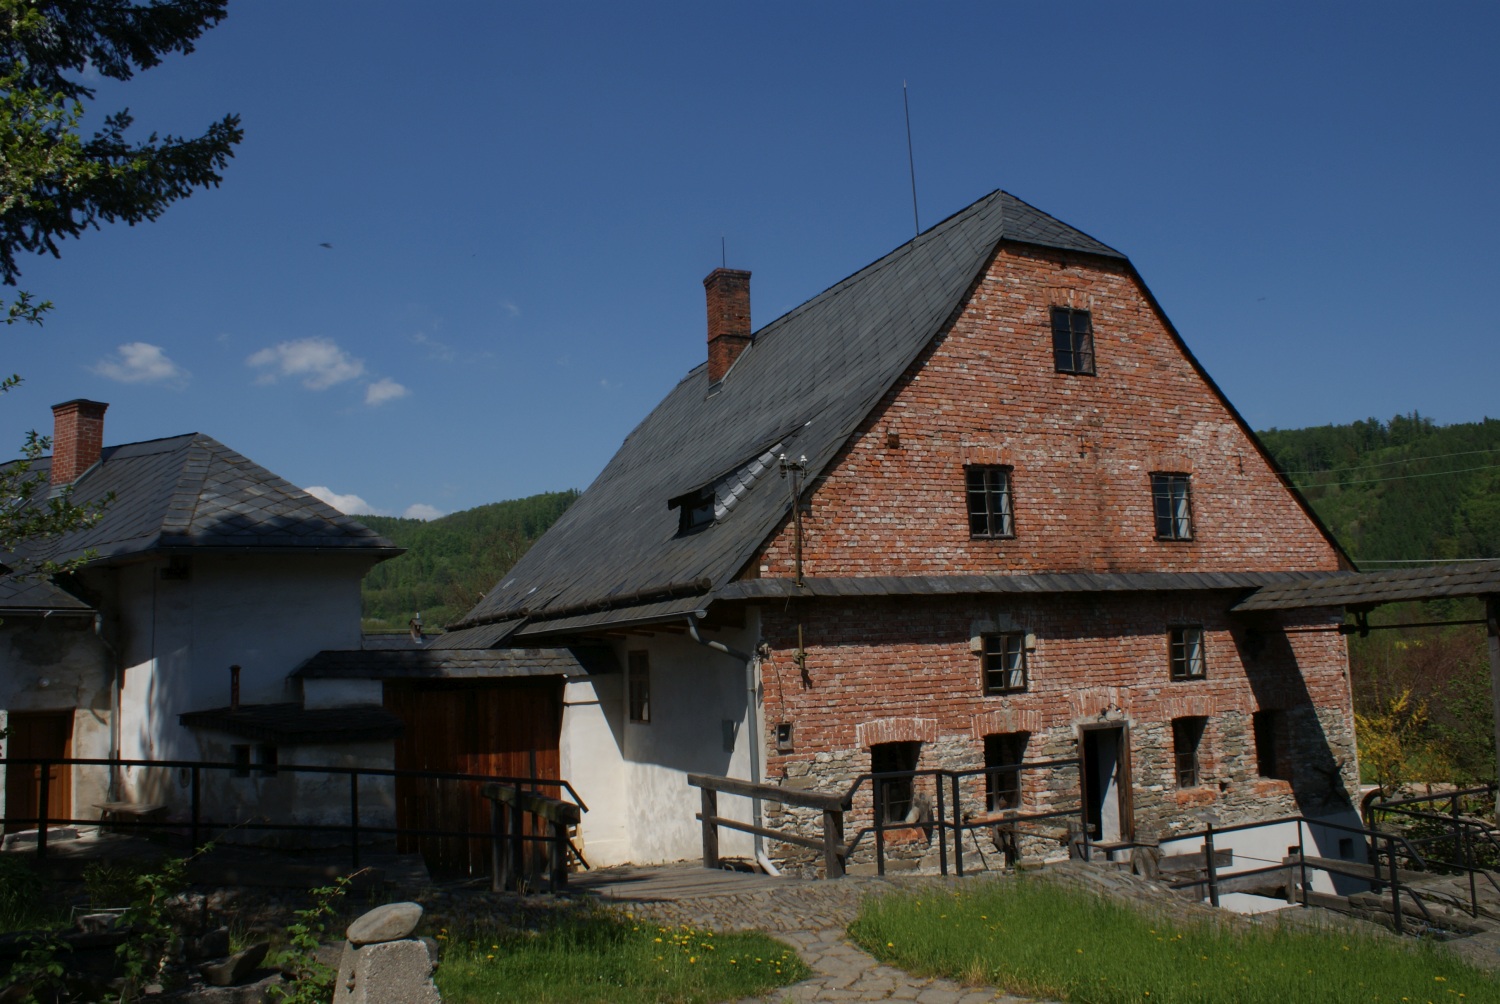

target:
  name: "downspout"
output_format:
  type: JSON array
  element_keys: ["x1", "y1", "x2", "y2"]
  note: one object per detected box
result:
[
  {"x1": 93, "y1": 610, "x2": 122, "y2": 801},
  {"x1": 686, "y1": 611, "x2": 780, "y2": 876}
]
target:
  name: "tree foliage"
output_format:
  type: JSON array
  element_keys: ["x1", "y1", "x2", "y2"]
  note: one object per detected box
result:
[
  {"x1": 0, "y1": 0, "x2": 236, "y2": 574},
  {"x1": 359, "y1": 491, "x2": 579, "y2": 630},
  {"x1": 1259, "y1": 413, "x2": 1500, "y2": 564},
  {"x1": 0, "y1": 0, "x2": 241, "y2": 286}
]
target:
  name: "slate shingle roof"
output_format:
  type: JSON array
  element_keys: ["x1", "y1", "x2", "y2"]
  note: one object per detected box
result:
[
  {"x1": 1, "y1": 433, "x2": 399, "y2": 610},
  {"x1": 1230, "y1": 560, "x2": 1500, "y2": 612},
  {"x1": 454, "y1": 190, "x2": 1126, "y2": 633},
  {"x1": 295, "y1": 645, "x2": 615, "y2": 680}
]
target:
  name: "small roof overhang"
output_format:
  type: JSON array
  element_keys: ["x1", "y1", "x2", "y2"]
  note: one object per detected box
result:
[
  {"x1": 294, "y1": 645, "x2": 617, "y2": 680},
  {"x1": 178, "y1": 703, "x2": 405, "y2": 743},
  {"x1": 1231, "y1": 560, "x2": 1500, "y2": 613}
]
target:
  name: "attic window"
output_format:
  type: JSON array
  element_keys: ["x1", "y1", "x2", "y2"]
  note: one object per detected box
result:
[{"x1": 670, "y1": 487, "x2": 716, "y2": 533}]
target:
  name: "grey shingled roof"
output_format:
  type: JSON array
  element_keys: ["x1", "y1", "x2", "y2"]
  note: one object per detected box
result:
[
  {"x1": 294, "y1": 645, "x2": 616, "y2": 679},
  {"x1": 454, "y1": 190, "x2": 1124, "y2": 632},
  {"x1": 0, "y1": 574, "x2": 94, "y2": 614},
  {"x1": 3, "y1": 433, "x2": 399, "y2": 579},
  {"x1": 1231, "y1": 560, "x2": 1500, "y2": 612},
  {"x1": 178, "y1": 703, "x2": 405, "y2": 743}
]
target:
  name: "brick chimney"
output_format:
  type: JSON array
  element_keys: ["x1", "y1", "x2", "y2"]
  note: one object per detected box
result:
[
  {"x1": 703, "y1": 268, "x2": 751, "y2": 384},
  {"x1": 50, "y1": 399, "x2": 108, "y2": 485}
]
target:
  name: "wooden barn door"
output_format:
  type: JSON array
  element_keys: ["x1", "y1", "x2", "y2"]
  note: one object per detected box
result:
[
  {"x1": 4, "y1": 711, "x2": 73, "y2": 834},
  {"x1": 385, "y1": 679, "x2": 563, "y2": 876}
]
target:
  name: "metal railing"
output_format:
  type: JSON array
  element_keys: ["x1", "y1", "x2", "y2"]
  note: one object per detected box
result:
[
  {"x1": 689, "y1": 757, "x2": 1087, "y2": 879},
  {"x1": 1166, "y1": 814, "x2": 1440, "y2": 935},
  {"x1": 0, "y1": 755, "x2": 586, "y2": 877}
]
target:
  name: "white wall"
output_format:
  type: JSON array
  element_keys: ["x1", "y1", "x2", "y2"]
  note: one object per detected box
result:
[
  {"x1": 565, "y1": 611, "x2": 762, "y2": 867},
  {"x1": 1158, "y1": 809, "x2": 1370, "y2": 898},
  {"x1": 303, "y1": 678, "x2": 382, "y2": 709},
  {"x1": 109, "y1": 554, "x2": 374, "y2": 763}
]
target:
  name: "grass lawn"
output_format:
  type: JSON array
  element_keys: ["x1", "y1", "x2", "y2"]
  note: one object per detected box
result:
[
  {"x1": 849, "y1": 876, "x2": 1500, "y2": 1004},
  {"x1": 434, "y1": 909, "x2": 810, "y2": 1004}
]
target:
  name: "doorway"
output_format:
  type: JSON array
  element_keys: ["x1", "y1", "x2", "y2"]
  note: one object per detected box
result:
[
  {"x1": 1080, "y1": 725, "x2": 1131, "y2": 843},
  {"x1": 4, "y1": 710, "x2": 74, "y2": 834}
]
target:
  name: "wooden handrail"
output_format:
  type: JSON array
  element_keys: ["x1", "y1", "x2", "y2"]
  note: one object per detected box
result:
[{"x1": 688, "y1": 772, "x2": 847, "y2": 878}]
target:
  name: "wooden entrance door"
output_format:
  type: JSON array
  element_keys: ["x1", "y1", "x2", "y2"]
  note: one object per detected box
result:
[
  {"x1": 384, "y1": 679, "x2": 563, "y2": 876},
  {"x1": 4, "y1": 711, "x2": 73, "y2": 834}
]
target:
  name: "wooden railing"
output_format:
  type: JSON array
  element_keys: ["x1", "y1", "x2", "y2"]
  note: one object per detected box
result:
[
  {"x1": 481, "y1": 782, "x2": 585, "y2": 893},
  {"x1": 688, "y1": 773, "x2": 849, "y2": 878}
]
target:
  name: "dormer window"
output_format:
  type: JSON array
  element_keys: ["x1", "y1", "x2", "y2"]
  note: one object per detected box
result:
[{"x1": 670, "y1": 486, "x2": 716, "y2": 533}]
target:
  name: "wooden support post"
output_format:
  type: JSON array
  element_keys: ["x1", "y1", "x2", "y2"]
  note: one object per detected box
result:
[
  {"x1": 490, "y1": 799, "x2": 504, "y2": 893},
  {"x1": 549, "y1": 819, "x2": 567, "y2": 891},
  {"x1": 1203, "y1": 825, "x2": 1220, "y2": 908},
  {"x1": 822, "y1": 808, "x2": 845, "y2": 879},
  {"x1": 509, "y1": 793, "x2": 525, "y2": 889},
  {"x1": 700, "y1": 787, "x2": 719, "y2": 869},
  {"x1": 1489, "y1": 596, "x2": 1500, "y2": 789}
]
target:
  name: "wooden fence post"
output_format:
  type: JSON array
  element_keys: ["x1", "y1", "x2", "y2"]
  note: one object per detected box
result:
[
  {"x1": 822, "y1": 808, "x2": 845, "y2": 879},
  {"x1": 701, "y1": 786, "x2": 719, "y2": 868}
]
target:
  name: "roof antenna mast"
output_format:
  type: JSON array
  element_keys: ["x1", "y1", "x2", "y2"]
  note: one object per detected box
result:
[{"x1": 904, "y1": 80, "x2": 920, "y2": 238}]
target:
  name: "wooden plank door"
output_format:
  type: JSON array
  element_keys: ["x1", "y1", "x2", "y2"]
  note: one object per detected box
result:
[
  {"x1": 385, "y1": 680, "x2": 563, "y2": 876},
  {"x1": 4, "y1": 711, "x2": 73, "y2": 834}
]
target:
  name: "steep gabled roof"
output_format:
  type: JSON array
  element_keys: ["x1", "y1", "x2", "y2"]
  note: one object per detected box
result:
[
  {"x1": 454, "y1": 190, "x2": 1124, "y2": 632},
  {"x1": 1, "y1": 433, "x2": 398, "y2": 602}
]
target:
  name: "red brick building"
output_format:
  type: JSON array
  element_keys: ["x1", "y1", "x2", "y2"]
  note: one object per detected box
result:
[{"x1": 448, "y1": 191, "x2": 1359, "y2": 869}]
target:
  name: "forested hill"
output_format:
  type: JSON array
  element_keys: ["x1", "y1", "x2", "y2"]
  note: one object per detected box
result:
[
  {"x1": 359, "y1": 490, "x2": 578, "y2": 631},
  {"x1": 1258, "y1": 414, "x2": 1500, "y2": 566}
]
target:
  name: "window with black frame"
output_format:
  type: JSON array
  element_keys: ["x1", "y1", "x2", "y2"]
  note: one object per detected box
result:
[
  {"x1": 966, "y1": 466, "x2": 1015, "y2": 538},
  {"x1": 1050, "y1": 306, "x2": 1095, "y2": 374},
  {"x1": 1152, "y1": 473, "x2": 1193, "y2": 540},
  {"x1": 982, "y1": 633, "x2": 1028, "y2": 694},
  {"x1": 1169, "y1": 626, "x2": 1206, "y2": 680}
]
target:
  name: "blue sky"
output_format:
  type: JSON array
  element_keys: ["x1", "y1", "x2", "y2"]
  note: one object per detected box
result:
[{"x1": 5, "y1": 2, "x2": 1497, "y2": 520}]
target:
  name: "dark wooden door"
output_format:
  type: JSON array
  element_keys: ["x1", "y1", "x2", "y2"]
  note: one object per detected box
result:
[
  {"x1": 384, "y1": 679, "x2": 563, "y2": 876},
  {"x1": 4, "y1": 711, "x2": 73, "y2": 834}
]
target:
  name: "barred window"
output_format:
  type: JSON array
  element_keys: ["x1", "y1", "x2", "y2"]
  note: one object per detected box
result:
[
  {"x1": 1169, "y1": 626, "x2": 1206, "y2": 680},
  {"x1": 1173, "y1": 717, "x2": 1206, "y2": 788},
  {"x1": 1152, "y1": 473, "x2": 1193, "y2": 540},
  {"x1": 1051, "y1": 307, "x2": 1095, "y2": 375},
  {"x1": 966, "y1": 466, "x2": 1015, "y2": 538},
  {"x1": 985, "y1": 732, "x2": 1030, "y2": 811},
  {"x1": 871, "y1": 741, "x2": 920, "y2": 825},
  {"x1": 982, "y1": 633, "x2": 1027, "y2": 694}
]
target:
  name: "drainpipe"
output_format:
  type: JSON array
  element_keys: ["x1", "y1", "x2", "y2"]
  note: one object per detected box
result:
[
  {"x1": 93, "y1": 611, "x2": 122, "y2": 801},
  {"x1": 686, "y1": 611, "x2": 780, "y2": 876}
]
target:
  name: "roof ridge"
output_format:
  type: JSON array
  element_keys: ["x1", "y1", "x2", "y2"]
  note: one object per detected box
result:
[{"x1": 158, "y1": 433, "x2": 216, "y2": 542}]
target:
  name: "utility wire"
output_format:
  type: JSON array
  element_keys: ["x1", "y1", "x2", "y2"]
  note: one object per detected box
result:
[
  {"x1": 1281, "y1": 447, "x2": 1499, "y2": 477},
  {"x1": 1288, "y1": 460, "x2": 1500, "y2": 488}
]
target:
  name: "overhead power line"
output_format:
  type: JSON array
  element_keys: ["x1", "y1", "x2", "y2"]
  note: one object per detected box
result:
[
  {"x1": 1289, "y1": 460, "x2": 1500, "y2": 488},
  {"x1": 1281, "y1": 447, "x2": 1499, "y2": 477}
]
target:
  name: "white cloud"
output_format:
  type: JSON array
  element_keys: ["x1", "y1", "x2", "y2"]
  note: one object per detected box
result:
[
  {"x1": 91, "y1": 342, "x2": 188, "y2": 384},
  {"x1": 364, "y1": 377, "x2": 410, "y2": 406},
  {"x1": 503, "y1": 301, "x2": 521, "y2": 317},
  {"x1": 305, "y1": 485, "x2": 380, "y2": 515},
  {"x1": 247, "y1": 337, "x2": 365, "y2": 389},
  {"x1": 403, "y1": 503, "x2": 444, "y2": 521}
]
